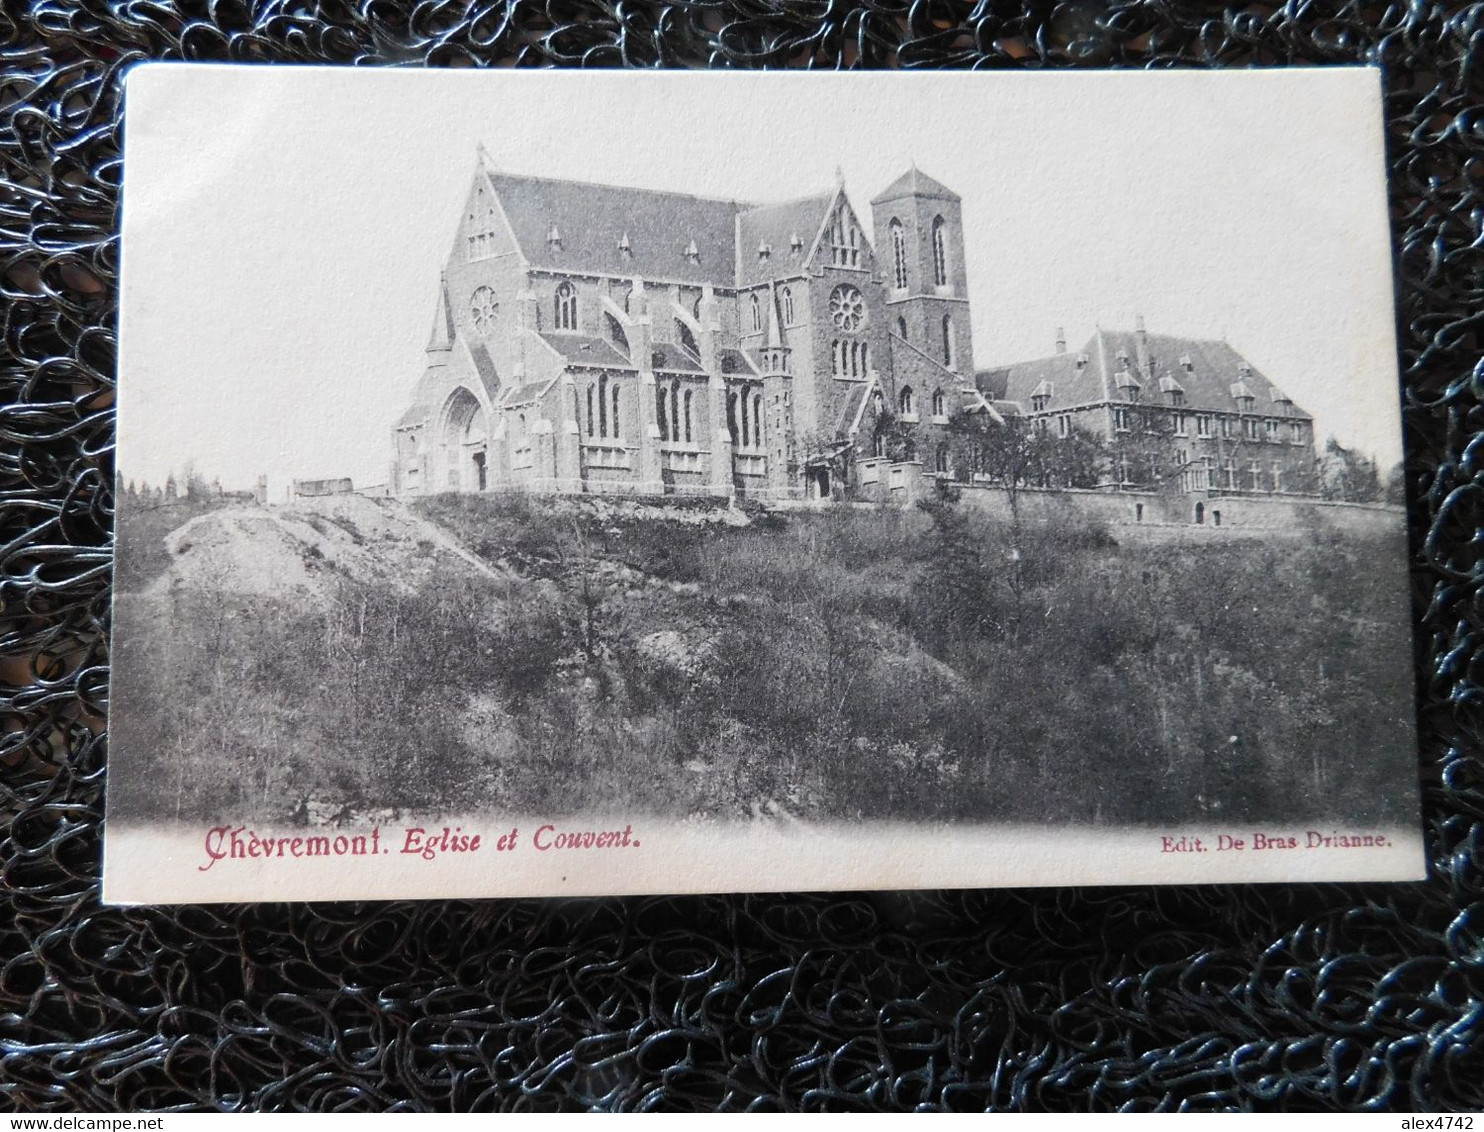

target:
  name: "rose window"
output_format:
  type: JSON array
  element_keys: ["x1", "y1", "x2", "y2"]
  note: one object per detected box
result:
[
  {"x1": 469, "y1": 286, "x2": 498, "y2": 336},
  {"x1": 829, "y1": 285, "x2": 866, "y2": 332}
]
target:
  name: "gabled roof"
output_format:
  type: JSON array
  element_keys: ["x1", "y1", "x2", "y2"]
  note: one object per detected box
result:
[
  {"x1": 870, "y1": 166, "x2": 960, "y2": 204},
  {"x1": 735, "y1": 195, "x2": 833, "y2": 288},
  {"x1": 986, "y1": 329, "x2": 1312, "y2": 420},
  {"x1": 484, "y1": 171, "x2": 744, "y2": 288}
]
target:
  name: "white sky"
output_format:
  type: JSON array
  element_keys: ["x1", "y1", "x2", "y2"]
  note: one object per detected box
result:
[{"x1": 119, "y1": 66, "x2": 1403, "y2": 491}]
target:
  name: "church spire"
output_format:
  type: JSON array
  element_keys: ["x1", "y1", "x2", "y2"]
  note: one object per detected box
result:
[{"x1": 425, "y1": 272, "x2": 455, "y2": 353}]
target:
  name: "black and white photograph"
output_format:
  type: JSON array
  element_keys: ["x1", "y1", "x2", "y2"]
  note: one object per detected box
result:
[{"x1": 105, "y1": 67, "x2": 1423, "y2": 902}]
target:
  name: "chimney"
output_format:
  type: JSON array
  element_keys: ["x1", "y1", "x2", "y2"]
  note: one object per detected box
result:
[
  {"x1": 1134, "y1": 314, "x2": 1150, "y2": 377},
  {"x1": 1054, "y1": 327, "x2": 1067, "y2": 354}
]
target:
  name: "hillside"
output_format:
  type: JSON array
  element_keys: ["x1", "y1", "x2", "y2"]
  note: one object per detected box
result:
[{"x1": 108, "y1": 491, "x2": 1419, "y2": 829}]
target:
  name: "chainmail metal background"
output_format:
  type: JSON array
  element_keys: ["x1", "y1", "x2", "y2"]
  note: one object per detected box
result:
[{"x1": 0, "y1": 0, "x2": 1480, "y2": 1113}]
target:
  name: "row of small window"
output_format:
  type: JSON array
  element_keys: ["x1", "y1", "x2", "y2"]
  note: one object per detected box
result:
[
  {"x1": 896, "y1": 387, "x2": 948, "y2": 418},
  {"x1": 1113, "y1": 457, "x2": 1294, "y2": 492},
  {"x1": 828, "y1": 213, "x2": 863, "y2": 269},
  {"x1": 1185, "y1": 462, "x2": 1295, "y2": 492},
  {"x1": 584, "y1": 375, "x2": 765, "y2": 450},
  {"x1": 831, "y1": 340, "x2": 872, "y2": 378},
  {"x1": 887, "y1": 217, "x2": 951, "y2": 290},
  {"x1": 888, "y1": 314, "x2": 958, "y2": 369},
  {"x1": 1109, "y1": 408, "x2": 1306, "y2": 443},
  {"x1": 748, "y1": 289, "x2": 796, "y2": 332}
]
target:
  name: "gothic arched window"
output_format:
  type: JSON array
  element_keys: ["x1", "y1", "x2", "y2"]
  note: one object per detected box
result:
[
  {"x1": 683, "y1": 390, "x2": 694, "y2": 443},
  {"x1": 752, "y1": 391, "x2": 763, "y2": 449},
  {"x1": 670, "y1": 379, "x2": 681, "y2": 441},
  {"x1": 896, "y1": 316, "x2": 907, "y2": 341},
  {"x1": 554, "y1": 281, "x2": 578, "y2": 331},
  {"x1": 468, "y1": 188, "x2": 499, "y2": 260},
  {"x1": 727, "y1": 393, "x2": 739, "y2": 442},
  {"x1": 656, "y1": 386, "x2": 669, "y2": 442},
  {"x1": 610, "y1": 382, "x2": 621, "y2": 440},
  {"x1": 935, "y1": 445, "x2": 949, "y2": 474},
  {"x1": 932, "y1": 389, "x2": 946, "y2": 418},
  {"x1": 941, "y1": 314, "x2": 955, "y2": 368},
  {"x1": 931, "y1": 217, "x2": 948, "y2": 287},
  {"x1": 586, "y1": 385, "x2": 596, "y2": 437},
  {"x1": 750, "y1": 294, "x2": 761, "y2": 333},
  {"x1": 597, "y1": 373, "x2": 608, "y2": 436},
  {"x1": 890, "y1": 219, "x2": 907, "y2": 289},
  {"x1": 899, "y1": 386, "x2": 915, "y2": 417},
  {"x1": 780, "y1": 287, "x2": 794, "y2": 325}
]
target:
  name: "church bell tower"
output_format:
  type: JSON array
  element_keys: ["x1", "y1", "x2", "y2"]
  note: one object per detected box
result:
[{"x1": 870, "y1": 166, "x2": 973, "y2": 378}]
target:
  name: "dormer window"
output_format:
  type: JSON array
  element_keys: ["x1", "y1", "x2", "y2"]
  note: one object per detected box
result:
[
  {"x1": 547, "y1": 224, "x2": 562, "y2": 250},
  {"x1": 1030, "y1": 380, "x2": 1054, "y2": 414},
  {"x1": 1179, "y1": 354, "x2": 1194, "y2": 372},
  {"x1": 617, "y1": 231, "x2": 631, "y2": 256},
  {"x1": 1075, "y1": 352, "x2": 1089, "y2": 369},
  {"x1": 683, "y1": 239, "x2": 699, "y2": 263},
  {"x1": 757, "y1": 240, "x2": 771, "y2": 260},
  {"x1": 789, "y1": 232, "x2": 804, "y2": 254}
]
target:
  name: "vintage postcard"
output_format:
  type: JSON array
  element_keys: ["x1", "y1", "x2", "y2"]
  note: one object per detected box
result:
[{"x1": 105, "y1": 66, "x2": 1423, "y2": 903}]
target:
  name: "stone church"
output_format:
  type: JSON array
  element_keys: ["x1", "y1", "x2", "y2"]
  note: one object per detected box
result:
[{"x1": 390, "y1": 153, "x2": 972, "y2": 500}]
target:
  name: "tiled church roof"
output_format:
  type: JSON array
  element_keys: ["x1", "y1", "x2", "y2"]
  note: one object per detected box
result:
[
  {"x1": 537, "y1": 333, "x2": 634, "y2": 369},
  {"x1": 870, "y1": 166, "x2": 960, "y2": 203},
  {"x1": 982, "y1": 329, "x2": 1312, "y2": 419},
  {"x1": 485, "y1": 172, "x2": 744, "y2": 289},
  {"x1": 735, "y1": 195, "x2": 834, "y2": 288}
]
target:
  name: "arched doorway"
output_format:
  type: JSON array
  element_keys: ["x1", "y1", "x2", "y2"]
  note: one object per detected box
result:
[
  {"x1": 1194, "y1": 501, "x2": 1205, "y2": 525},
  {"x1": 441, "y1": 388, "x2": 489, "y2": 492}
]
